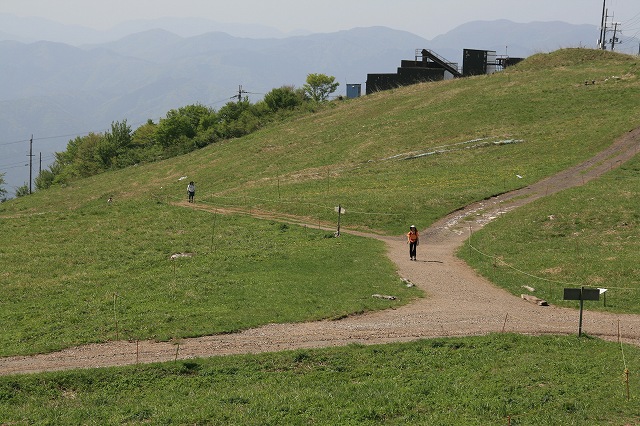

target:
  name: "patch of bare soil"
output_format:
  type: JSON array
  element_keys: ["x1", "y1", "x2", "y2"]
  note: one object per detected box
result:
[{"x1": 1, "y1": 128, "x2": 639, "y2": 376}]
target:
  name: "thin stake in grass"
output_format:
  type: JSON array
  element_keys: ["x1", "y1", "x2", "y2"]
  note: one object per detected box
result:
[
  {"x1": 113, "y1": 293, "x2": 119, "y2": 341},
  {"x1": 210, "y1": 208, "x2": 218, "y2": 253},
  {"x1": 624, "y1": 368, "x2": 630, "y2": 401},
  {"x1": 326, "y1": 167, "x2": 330, "y2": 194}
]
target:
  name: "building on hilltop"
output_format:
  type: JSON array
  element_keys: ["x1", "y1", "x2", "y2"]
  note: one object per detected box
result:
[
  {"x1": 366, "y1": 48, "x2": 524, "y2": 94},
  {"x1": 346, "y1": 83, "x2": 362, "y2": 99},
  {"x1": 366, "y1": 49, "x2": 461, "y2": 95},
  {"x1": 462, "y1": 48, "x2": 498, "y2": 76},
  {"x1": 462, "y1": 49, "x2": 524, "y2": 76},
  {"x1": 496, "y1": 55, "x2": 525, "y2": 69}
]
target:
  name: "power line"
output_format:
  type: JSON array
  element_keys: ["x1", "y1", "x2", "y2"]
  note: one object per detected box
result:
[
  {"x1": 206, "y1": 97, "x2": 238, "y2": 107},
  {"x1": 0, "y1": 154, "x2": 55, "y2": 174},
  {"x1": 621, "y1": 11, "x2": 640, "y2": 27},
  {"x1": 0, "y1": 138, "x2": 30, "y2": 147},
  {"x1": 230, "y1": 85, "x2": 264, "y2": 102},
  {"x1": 0, "y1": 163, "x2": 29, "y2": 172},
  {"x1": 0, "y1": 160, "x2": 29, "y2": 168},
  {"x1": 0, "y1": 131, "x2": 94, "y2": 147},
  {"x1": 0, "y1": 95, "x2": 247, "y2": 148}
]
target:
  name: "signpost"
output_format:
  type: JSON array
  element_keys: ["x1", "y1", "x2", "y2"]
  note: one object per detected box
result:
[
  {"x1": 334, "y1": 205, "x2": 345, "y2": 236},
  {"x1": 563, "y1": 287, "x2": 600, "y2": 337},
  {"x1": 599, "y1": 288, "x2": 608, "y2": 307}
]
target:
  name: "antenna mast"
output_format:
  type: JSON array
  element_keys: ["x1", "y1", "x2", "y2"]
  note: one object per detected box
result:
[
  {"x1": 598, "y1": 0, "x2": 606, "y2": 49},
  {"x1": 28, "y1": 135, "x2": 34, "y2": 194},
  {"x1": 236, "y1": 85, "x2": 248, "y2": 102}
]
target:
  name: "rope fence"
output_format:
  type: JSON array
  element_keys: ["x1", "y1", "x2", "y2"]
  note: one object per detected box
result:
[
  {"x1": 463, "y1": 225, "x2": 637, "y2": 410},
  {"x1": 154, "y1": 188, "x2": 405, "y2": 220},
  {"x1": 466, "y1": 226, "x2": 640, "y2": 292}
]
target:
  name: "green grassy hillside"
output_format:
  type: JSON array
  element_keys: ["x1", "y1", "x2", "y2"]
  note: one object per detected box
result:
[
  {"x1": 460, "y1": 152, "x2": 640, "y2": 312},
  {"x1": 5, "y1": 50, "x2": 639, "y2": 233},
  {"x1": 0, "y1": 48, "x2": 639, "y2": 357},
  {"x1": 2, "y1": 334, "x2": 639, "y2": 425}
]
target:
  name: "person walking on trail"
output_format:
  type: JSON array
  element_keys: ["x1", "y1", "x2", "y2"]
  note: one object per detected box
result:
[
  {"x1": 407, "y1": 225, "x2": 419, "y2": 261},
  {"x1": 187, "y1": 181, "x2": 195, "y2": 203}
]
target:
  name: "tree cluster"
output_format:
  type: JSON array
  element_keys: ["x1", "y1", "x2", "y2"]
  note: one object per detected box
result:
[
  {"x1": 35, "y1": 76, "x2": 340, "y2": 191},
  {"x1": 0, "y1": 172, "x2": 7, "y2": 202}
]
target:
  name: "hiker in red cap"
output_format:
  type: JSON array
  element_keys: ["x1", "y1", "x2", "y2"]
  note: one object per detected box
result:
[{"x1": 407, "y1": 225, "x2": 419, "y2": 261}]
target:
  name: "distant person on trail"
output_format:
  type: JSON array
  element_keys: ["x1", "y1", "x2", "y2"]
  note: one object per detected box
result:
[
  {"x1": 187, "y1": 181, "x2": 195, "y2": 203},
  {"x1": 407, "y1": 225, "x2": 419, "y2": 261}
]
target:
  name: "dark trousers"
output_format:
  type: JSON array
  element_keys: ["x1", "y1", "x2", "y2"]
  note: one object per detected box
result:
[{"x1": 409, "y1": 242, "x2": 417, "y2": 258}]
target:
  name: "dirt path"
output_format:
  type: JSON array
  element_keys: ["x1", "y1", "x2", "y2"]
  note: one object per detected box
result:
[{"x1": 1, "y1": 128, "x2": 639, "y2": 376}]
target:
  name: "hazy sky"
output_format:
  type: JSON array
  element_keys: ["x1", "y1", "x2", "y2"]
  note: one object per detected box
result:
[{"x1": 2, "y1": 0, "x2": 638, "y2": 40}]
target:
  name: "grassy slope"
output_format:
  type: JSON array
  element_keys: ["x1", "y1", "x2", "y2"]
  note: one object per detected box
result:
[
  {"x1": 178, "y1": 49, "x2": 638, "y2": 233},
  {"x1": 1, "y1": 48, "x2": 640, "y2": 424},
  {"x1": 2, "y1": 334, "x2": 639, "y2": 425},
  {"x1": 0, "y1": 48, "x2": 638, "y2": 355},
  {"x1": 5, "y1": 50, "x2": 638, "y2": 233},
  {"x1": 459, "y1": 152, "x2": 640, "y2": 312},
  {"x1": 453, "y1": 52, "x2": 640, "y2": 313}
]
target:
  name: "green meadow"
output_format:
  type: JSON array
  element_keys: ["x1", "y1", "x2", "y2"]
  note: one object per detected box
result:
[
  {"x1": 1, "y1": 335, "x2": 639, "y2": 425},
  {"x1": 0, "y1": 201, "x2": 415, "y2": 356},
  {"x1": 1, "y1": 48, "x2": 639, "y2": 423}
]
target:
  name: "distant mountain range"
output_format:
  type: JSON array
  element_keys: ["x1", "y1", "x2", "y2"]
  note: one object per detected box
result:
[
  {"x1": 0, "y1": 13, "x2": 306, "y2": 44},
  {"x1": 1, "y1": 15, "x2": 635, "y2": 194}
]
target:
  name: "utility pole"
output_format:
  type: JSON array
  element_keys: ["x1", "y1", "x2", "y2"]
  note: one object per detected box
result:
[
  {"x1": 610, "y1": 22, "x2": 620, "y2": 51},
  {"x1": 598, "y1": 0, "x2": 606, "y2": 49},
  {"x1": 601, "y1": 8, "x2": 613, "y2": 50},
  {"x1": 236, "y1": 85, "x2": 247, "y2": 103},
  {"x1": 28, "y1": 135, "x2": 34, "y2": 194}
]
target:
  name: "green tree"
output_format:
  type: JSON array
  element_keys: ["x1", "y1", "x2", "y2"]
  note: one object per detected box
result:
[
  {"x1": 35, "y1": 169, "x2": 56, "y2": 191},
  {"x1": 303, "y1": 73, "x2": 339, "y2": 102},
  {"x1": 130, "y1": 120, "x2": 164, "y2": 162},
  {"x1": 217, "y1": 100, "x2": 252, "y2": 124},
  {"x1": 50, "y1": 132, "x2": 105, "y2": 184},
  {"x1": 15, "y1": 183, "x2": 29, "y2": 198},
  {"x1": 217, "y1": 100, "x2": 260, "y2": 139},
  {"x1": 131, "y1": 120, "x2": 157, "y2": 149},
  {"x1": 0, "y1": 172, "x2": 7, "y2": 201},
  {"x1": 98, "y1": 120, "x2": 133, "y2": 167},
  {"x1": 70, "y1": 133, "x2": 105, "y2": 178},
  {"x1": 155, "y1": 104, "x2": 215, "y2": 149},
  {"x1": 263, "y1": 86, "x2": 304, "y2": 111}
]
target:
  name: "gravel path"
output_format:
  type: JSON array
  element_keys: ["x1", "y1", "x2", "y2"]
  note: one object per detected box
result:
[{"x1": 1, "y1": 127, "x2": 639, "y2": 376}]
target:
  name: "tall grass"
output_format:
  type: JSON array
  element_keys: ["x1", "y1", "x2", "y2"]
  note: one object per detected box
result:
[{"x1": 1, "y1": 334, "x2": 638, "y2": 425}]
